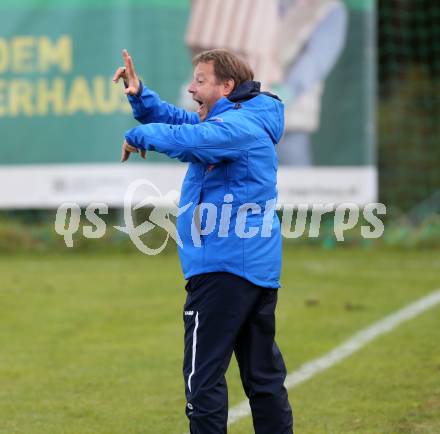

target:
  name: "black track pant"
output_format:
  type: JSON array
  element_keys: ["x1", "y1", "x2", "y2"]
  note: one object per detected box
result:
[{"x1": 183, "y1": 272, "x2": 293, "y2": 434}]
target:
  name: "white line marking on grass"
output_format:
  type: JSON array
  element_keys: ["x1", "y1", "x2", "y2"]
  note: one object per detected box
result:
[{"x1": 227, "y1": 289, "x2": 440, "y2": 427}]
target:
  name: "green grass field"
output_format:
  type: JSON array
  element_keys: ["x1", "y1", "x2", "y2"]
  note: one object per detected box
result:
[{"x1": 1, "y1": 246, "x2": 439, "y2": 434}]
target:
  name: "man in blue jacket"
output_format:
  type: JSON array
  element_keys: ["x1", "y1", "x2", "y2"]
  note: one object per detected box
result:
[{"x1": 114, "y1": 48, "x2": 293, "y2": 434}]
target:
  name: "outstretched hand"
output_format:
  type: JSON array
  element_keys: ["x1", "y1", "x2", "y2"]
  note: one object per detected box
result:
[
  {"x1": 121, "y1": 140, "x2": 146, "y2": 162},
  {"x1": 112, "y1": 49, "x2": 140, "y2": 96}
]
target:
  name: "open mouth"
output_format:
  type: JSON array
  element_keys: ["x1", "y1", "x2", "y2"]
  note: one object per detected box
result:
[{"x1": 193, "y1": 98, "x2": 206, "y2": 114}]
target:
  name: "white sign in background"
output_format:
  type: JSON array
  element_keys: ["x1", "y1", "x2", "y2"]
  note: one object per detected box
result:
[{"x1": 0, "y1": 164, "x2": 377, "y2": 209}]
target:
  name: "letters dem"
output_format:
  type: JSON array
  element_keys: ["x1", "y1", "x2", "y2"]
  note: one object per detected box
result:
[{"x1": 0, "y1": 35, "x2": 129, "y2": 117}]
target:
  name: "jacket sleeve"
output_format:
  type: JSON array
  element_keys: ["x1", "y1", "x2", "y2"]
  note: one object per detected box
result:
[
  {"x1": 124, "y1": 117, "x2": 247, "y2": 164},
  {"x1": 127, "y1": 82, "x2": 200, "y2": 125}
]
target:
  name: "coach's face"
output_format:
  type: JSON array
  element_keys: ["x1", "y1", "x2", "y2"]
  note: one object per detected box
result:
[{"x1": 188, "y1": 61, "x2": 234, "y2": 121}]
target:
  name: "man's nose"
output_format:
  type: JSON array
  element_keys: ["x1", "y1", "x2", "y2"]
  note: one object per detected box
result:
[{"x1": 188, "y1": 82, "x2": 196, "y2": 93}]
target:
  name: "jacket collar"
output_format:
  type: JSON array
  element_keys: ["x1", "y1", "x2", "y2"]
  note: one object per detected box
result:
[
  {"x1": 228, "y1": 80, "x2": 262, "y2": 103},
  {"x1": 205, "y1": 80, "x2": 281, "y2": 120},
  {"x1": 229, "y1": 80, "x2": 281, "y2": 103}
]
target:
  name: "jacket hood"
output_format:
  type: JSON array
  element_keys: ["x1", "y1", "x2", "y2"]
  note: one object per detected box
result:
[
  {"x1": 228, "y1": 80, "x2": 281, "y2": 103},
  {"x1": 227, "y1": 81, "x2": 284, "y2": 145}
]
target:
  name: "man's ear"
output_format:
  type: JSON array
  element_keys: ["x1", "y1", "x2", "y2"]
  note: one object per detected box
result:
[{"x1": 223, "y1": 79, "x2": 235, "y2": 97}]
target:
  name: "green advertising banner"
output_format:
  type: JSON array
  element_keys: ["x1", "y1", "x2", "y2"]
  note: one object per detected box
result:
[
  {"x1": 0, "y1": 0, "x2": 190, "y2": 165},
  {"x1": 0, "y1": 0, "x2": 376, "y2": 208}
]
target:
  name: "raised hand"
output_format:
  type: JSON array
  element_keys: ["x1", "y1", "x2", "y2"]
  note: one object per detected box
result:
[
  {"x1": 122, "y1": 49, "x2": 140, "y2": 96},
  {"x1": 112, "y1": 49, "x2": 140, "y2": 96}
]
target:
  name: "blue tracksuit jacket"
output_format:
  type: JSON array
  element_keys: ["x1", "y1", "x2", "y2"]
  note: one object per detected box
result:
[{"x1": 125, "y1": 81, "x2": 283, "y2": 288}]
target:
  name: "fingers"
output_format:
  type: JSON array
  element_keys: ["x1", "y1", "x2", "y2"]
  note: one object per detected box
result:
[
  {"x1": 122, "y1": 49, "x2": 130, "y2": 69},
  {"x1": 113, "y1": 66, "x2": 126, "y2": 83},
  {"x1": 121, "y1": 140, "x2": 135, "y2": 162},
  {"x1": 121, "y1": 49, "x2": 139, "y2": 95},
  {"x1": 121, "y1": 147, "x2": 130, "y2": 162},
  {"x1": 121, "y1": 140, "x2": 146, "y2": 162},
  {"x1": 121, "y1": 139, "x2": 129, "y2": 162},
  {"x1": 122, "y1": 49, "x2": 134, "y2": 78},
  {"x1": 127, "y1": 55, "x2": 137, "y2": 77}
]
